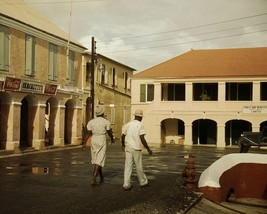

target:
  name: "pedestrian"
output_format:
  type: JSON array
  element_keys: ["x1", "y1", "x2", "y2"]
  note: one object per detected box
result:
[
  {"x1": 121, "y1": 109, "x2": 153, "y2": 191},
  {"x1": 83, "y1": 105, "x2": 114, "y2": 186}
]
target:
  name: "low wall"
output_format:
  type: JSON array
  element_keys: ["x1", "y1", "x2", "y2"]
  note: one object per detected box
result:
[{"x1": 198, "y1": 153, "x2": 267, "y2": 202}]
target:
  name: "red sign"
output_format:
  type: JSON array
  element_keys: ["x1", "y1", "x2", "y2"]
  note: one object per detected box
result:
[
  {"x1": 4, "y1": 77, "x2": 21, "y2": 91},
  {"x1": 44, "y1": 84, "x2": 58, "y2": 95}
]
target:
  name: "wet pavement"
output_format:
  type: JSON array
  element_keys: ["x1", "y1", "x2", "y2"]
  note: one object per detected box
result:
[{"x1": 0, "y1": 143, "x2": 266, "y2": 213}]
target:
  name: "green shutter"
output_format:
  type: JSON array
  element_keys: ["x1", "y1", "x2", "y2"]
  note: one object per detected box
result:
[
  {"x1": 147, "y1": 84, "x2": 154, "y2": 101},
  {"x1": 68, "y1": 50, "x2": 75, "y2": 84},
  {"x1": 48, "y1": 43, "x2": 58, "y2": 80},
  {"x1": 0, "y1": 25, "x2": 10, "y2": 71},
  {"x1": 25, "y1": 35, "x2": 35, "y2": 76},
  {"x1": 140, "y1": 84, "x2": 146, "y2": 102}
]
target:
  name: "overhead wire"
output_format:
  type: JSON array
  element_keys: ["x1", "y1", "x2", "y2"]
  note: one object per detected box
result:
[
  {"x1": 98, "y1": 12, "x2": 267, "y2": 43},
  {"x1": 100, "y1": 28, "x2": 267, "y2": 54},
  {"x1": 97, "y1": 22, "x2": 267, "y2": 48}
]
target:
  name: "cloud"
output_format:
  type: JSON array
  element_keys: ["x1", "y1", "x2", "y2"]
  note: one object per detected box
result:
[{"x1": 26, "y1": 0, "x2": 267, "y2": 71}]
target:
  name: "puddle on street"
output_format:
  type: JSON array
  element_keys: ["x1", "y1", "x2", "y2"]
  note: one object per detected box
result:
[{"x1": 3, "y1": 160, "x2": 87, "y2": 176}]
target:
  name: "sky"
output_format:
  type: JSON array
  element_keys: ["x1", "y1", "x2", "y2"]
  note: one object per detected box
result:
[{"x1": 24, "y1": 0, "x2": 267, "y2": 72}]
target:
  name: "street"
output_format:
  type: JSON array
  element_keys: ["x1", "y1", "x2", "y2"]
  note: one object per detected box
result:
[{"x1": 0, "y1": 143, "x2": 266, "y2": 213}]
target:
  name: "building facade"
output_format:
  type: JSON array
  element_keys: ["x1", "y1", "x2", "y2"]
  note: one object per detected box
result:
[
  {"x1": 82, "y1": 53, "x2": 135, "y2": 139},
  {"x1": 132, "y1": 48, "x2": 267, "y2": 148},
  {"x1": 0, "y1": 1, "x2": 86, "y2": 152}
]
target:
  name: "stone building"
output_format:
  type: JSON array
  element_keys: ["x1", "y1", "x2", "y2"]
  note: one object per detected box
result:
[
  {"x1": 0, "y1": 0, "x2": 86, "y2": 152},
  {"x1": 131, "y1": 47, "x2": 267, "y2": 147},
  {"x1": 82, "y1": 53, "x2": 135, "y2": 138}
]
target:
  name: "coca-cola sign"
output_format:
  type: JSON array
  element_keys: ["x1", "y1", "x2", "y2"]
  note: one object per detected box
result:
[
  {"x1": 44, "y1": 84, "x2": 58, "y2": 95},
  {"x1": 4, "y1": 77, "x2": 21, "y2": 91}
]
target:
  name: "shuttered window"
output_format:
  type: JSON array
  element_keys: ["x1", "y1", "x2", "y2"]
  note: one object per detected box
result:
[
  {"x1": 0, "y1": 25, "x2": 10, "y2": 71},
  {"x1": 67, "y1": 50, "x2": 75, "y2": 85},
  {"x1": 48, "y1": 43, "x2": 58, "y2": 81},
  {"x1": 140, "y1": 84, "x2": 146, "y2": 102},
  {"x1": 25, "y1": 35, "x2": 36, "y2": 76},
  {"x1": 140, "y1": 84, "x2": 154, "y2": 102}
]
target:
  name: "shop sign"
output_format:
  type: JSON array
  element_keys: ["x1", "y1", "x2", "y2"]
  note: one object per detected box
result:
[
  {"x1": 243, "y1": 106, "x2": 267, "y2": 113},
  {"x1": 4, "y1": 77, "x2": 21, "y2": 91},
  {"x1": 21, "y1": 81, "x2": 44, "y2": 93},
  {"x1": 44, "y1": 84, "x2": 58, "y2": 95}
]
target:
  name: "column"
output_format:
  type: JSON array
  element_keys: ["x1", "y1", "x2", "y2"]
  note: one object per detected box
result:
[
  {"x1": 217, "y1": 124, "x2": 225, "y2": 148},
  {"x1": 31, "y1": 103, "x2": 46, "y2": 150},
  {"x1": 184, "y1": 123, "x2": 193, "y2": 145},
  {"x1": 6, "y1": 101, "x2": 21, "y2": 151}
]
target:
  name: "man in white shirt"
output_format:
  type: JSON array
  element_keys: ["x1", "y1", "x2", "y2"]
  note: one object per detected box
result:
[{"x1": 121, "y1": 109, "x2": 152, "y2": 191}]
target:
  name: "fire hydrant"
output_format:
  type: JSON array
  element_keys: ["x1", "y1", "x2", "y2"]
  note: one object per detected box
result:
[{"x1": 182, "y1": 154, "x2": 197, "y2": 191}]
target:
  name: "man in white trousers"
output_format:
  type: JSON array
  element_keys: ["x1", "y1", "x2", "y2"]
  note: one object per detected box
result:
[{"x1": 121, "y1": 109, "x2": 153, "y2": 191}]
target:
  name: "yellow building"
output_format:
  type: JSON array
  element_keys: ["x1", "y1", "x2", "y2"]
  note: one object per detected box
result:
[
  {"x1": 0, "y1": 1, "x2": 86, "y2": 152},
  {"x1": 132, "y1": 47, "x2": 267, "y2": 147},
  {"x1": 82, "y1": 53, "x2": 135, "y2": 139}
]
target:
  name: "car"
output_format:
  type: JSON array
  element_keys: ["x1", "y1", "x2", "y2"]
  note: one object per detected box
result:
[{"x1": 237, "y1": 126, "x2": 267, "y2": 153}]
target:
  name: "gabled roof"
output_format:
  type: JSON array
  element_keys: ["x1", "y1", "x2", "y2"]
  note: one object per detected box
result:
[
  {"x1": 0, "y1": 0, "x2": 85, "y2": 49},
  {"x1": 133, "y1": 47, "x2": 267, "y2": 79}
]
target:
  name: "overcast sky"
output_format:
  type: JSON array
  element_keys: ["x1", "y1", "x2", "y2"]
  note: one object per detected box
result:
[{"x1": 25, "y1": 0, "x2": 267, "y2": 72}]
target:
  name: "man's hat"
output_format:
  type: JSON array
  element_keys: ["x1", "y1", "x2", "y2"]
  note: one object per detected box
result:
[{"x1": 133, "y1": 109, "x2": 144, "y2": 117}]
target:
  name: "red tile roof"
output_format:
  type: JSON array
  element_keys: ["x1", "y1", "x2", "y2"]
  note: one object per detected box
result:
[{"x1": 133, "y1": 47, "x2": 267, "y2": 79}]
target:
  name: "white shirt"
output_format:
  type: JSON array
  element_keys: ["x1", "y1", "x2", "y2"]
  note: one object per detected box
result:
[{"x1": 122, "y1": 120, "x2": 146, "y2": 150}]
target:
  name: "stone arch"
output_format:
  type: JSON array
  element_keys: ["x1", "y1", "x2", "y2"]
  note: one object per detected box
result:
[
  {"x1": 45, "y1": 97, "x2": 58, "y2": 146},
  {"x1": 64, "y1": 99, "x2": 76, "y2": 145},
  {"x1": 260, "y1": 121, "x2": 267, "y2": 130},
  {"x1": 0, "y1": 92, "x2": 12, "y2": 149},
  {"x1": 225, "y1": 120, "x2": 251, "y2": 146},
  {"x1": 192, "y1": 119, "x2": 217, "y2": 145},
  {"x1": 161, "y1": 118, "x2": 185, "y2": 144},
  {"x1": 20, "y1": 95, "x2": 38, "y2": 149}
]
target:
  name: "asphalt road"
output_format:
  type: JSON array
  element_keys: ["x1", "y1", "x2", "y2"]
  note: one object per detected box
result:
[{"x1": 0, "y1": 143, "x2": 266, "y2": 214}]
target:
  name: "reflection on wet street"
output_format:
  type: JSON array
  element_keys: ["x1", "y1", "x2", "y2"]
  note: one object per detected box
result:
[{"x1": 0, "y1": 144, "x2": 265, "y2": 179}]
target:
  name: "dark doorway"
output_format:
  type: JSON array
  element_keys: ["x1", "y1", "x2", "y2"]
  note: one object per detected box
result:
[
  {"x1": 225, "y1": 120, "x2": 251, "y2": 146},
  {"x1": 20, "y1": 98, "x2": 29, "y2": 148},
  {"x1": 193, "y1": 119, "x2": 217, "y2": 145}
]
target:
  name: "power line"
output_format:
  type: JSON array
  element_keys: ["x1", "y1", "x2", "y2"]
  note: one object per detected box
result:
[
  {"x1": 0, "y1": 0, "x2": 107, "y2": 5},
  {"x1": 100, "y1": 28, "x2": 267, "y2": 54},
  {"x1": 98, "y1": 12, "x2": 267, "y2": 43},
  {"x1": 97, "y1": 22, "x2": 267, "y2": 48}
]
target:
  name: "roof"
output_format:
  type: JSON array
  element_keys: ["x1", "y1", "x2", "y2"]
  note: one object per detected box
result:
[
  {"x1": 133, "y1": 47, "x2": 267, "y2": 79},
  {"x1": 0, "y1": 0, "x2": 85, "y2": 49},
  {"x1": 97, "y1": 53, "x2": 136, "y2": 71}
]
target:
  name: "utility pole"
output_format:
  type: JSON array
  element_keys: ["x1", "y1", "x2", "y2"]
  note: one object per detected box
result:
[{"x1": 91, "y1": 37, "x2": 96, "y2": 119}]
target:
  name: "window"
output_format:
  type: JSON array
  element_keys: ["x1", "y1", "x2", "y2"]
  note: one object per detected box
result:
[
  {"x1": 48, "y1": 43, "x2": 58, "y2": 81},
  {"x1": 161, "y1": 83, "x2": 185, "y2": 101},
  {"x1": 25, "y1": 35, "x2": 36, "y2": 76},
  {"x1": 112, "y1": 67, "x2": 117, "y2": 87},
  {"x1": 86, "y1": 62, "x2": 92, "y2": 82},
  {"x1": 99, "y1": 64, "x2": 108, "y2": 84},
  {"x1": 104, "y1": 65, "x2": 108, "y2": 84},
  {"x1": 124, "y1": 72, "x2": 128, "y2": 89},
  {"x1": 226, "y1": 82, "x2": 252, "y2": 101},
  {"x1": 140, "y1": 84, "x2": 154, "y2": 102},
  {"x1": 0, "y1": 25, "x2": 10, "y2": 71},
  {"x1": 261, "y1": 82, "x2": 267, "y2": 101},
  {"x1": 193, "y1": 83, "x2": 218, "y2": 101},
  {"x1": 67, "y1": 50, "x2": 75, "y2": 85}
]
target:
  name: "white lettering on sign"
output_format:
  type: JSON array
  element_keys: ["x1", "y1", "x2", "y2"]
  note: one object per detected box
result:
[
  {"x1": 21, "y1": 81, "x2": 44, "y2": 93},
  {"x1": 243, "y1": 106, "x2": 267, "y2": 113}
]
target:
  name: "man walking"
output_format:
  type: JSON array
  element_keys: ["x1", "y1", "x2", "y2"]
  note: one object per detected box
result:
[{"x1": 121, "y1": 109, "x2": 152, "y2": 191}]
